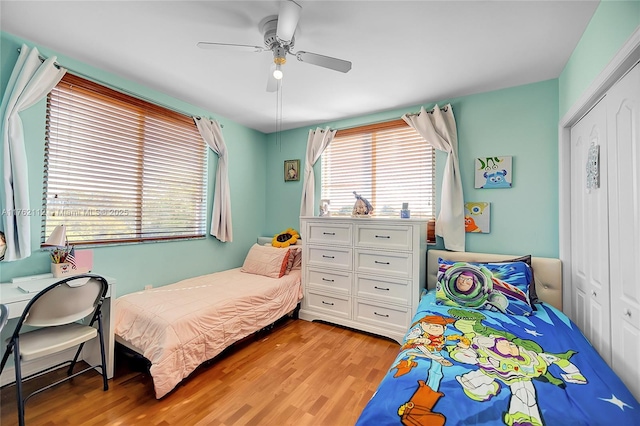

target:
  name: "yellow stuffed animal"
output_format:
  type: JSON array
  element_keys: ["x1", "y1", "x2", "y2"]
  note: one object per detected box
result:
[{"x1": 272, "y1": 228, "x2": 300, "y2": 248}]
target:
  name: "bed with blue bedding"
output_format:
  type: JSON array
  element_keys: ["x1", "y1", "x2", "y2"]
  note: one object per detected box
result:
[{"x1": 356, "y1": 250, "x2": 639, "y2": 426}]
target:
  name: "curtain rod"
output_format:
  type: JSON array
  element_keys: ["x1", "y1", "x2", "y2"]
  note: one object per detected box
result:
[
  {"x1": 17, "y1": 47, "x2": 222, "y2": 127},
  {"x1": 312, "y1": 127, "x2": 336, "y2": 133},
  {"x1": 334, "y1": 117, "x2": 405, "y2": 131},
  {"x1": 404, "y1": 105, "x2": 450, "y2": 118},
  {"x1": 335, "y1": 105, "x2": 450, "y2": 131}
]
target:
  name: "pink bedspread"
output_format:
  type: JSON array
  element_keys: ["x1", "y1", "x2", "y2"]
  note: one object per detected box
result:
[{"x1": 114, "y1": 268, "x2": 302, "y2": 398}]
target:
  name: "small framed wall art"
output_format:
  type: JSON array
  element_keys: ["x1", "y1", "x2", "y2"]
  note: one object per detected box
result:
[
  {"x1": 284, "y1": 159, "x2": 300, "y2": 182},
  {"x1": 464, "y1": 202, "x2": 491, "y2": 233},
  {"x1": 475, "y1": 156, "x2": 512, "y2": 188}
]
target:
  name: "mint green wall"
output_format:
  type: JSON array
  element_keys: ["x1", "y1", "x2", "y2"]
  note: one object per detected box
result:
[
  {"x1": 0, "y1": 32, "x2": 268, "y2": 295},
  {"x1": 266, "y1": 1, "x2": 640, "y2": 260},
  {"x1": 265, "y1": 80, "x2": 560, "y2": 258},
  {"x1": 559, "y1": 0, "x2": 640, "y2": 117},
  {"x1": 3, "y1": 1, "x2": 635, "y2": 292}
]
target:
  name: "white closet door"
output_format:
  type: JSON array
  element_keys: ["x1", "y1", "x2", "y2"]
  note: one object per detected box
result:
[
  {"x1": 570, "y1": 98, "x2": 612, "y2": 364},
  {"x1": 607, "y1": 62, "x2": 640, "y2": 400}
]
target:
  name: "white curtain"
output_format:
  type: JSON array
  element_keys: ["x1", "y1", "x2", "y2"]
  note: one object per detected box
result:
[
  {"x1": 0, "y1": 44, "x2": 66, "y2": 261},
  {"x1": 194, "y1": 117, "x2": 233, "y2": 242},
  {"x1": 402, "y1": 104, "x2": 465, "y2": 251},
  {"x1": 300, "y1": 127, "x2": 336, "y2": 223}
]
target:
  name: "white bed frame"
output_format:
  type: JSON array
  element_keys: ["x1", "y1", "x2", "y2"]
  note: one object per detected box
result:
[{"x1": 427, "y1": 249, "x2": 562, "y2": 311}]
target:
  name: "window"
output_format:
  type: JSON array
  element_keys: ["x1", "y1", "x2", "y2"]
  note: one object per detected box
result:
[
  {"x1": 42, "y1": 73, "x2": 207, "y2": 246},
  {"x1": 321, "y1": 119, "x2": 435, "y2": 218}
]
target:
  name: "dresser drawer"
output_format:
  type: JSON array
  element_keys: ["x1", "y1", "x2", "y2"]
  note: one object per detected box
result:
[
  {"x1": 355, "y1": 224, "x2": 412, "y2": 250},
  {"x1": 307, "y1": 246, "x2": 352, "y2": 270},
  {"x1": 354, "y1": 300, "x2": 411, "y2": 332},
  {"x1": 306, "y1": 290, "x2": 350, "y2": 318},
  {"x1": 355, "y1": 250, "x2": 412, "y2": 279},
  {"x1": 356, "y1": 275, "x2": 410, "y2": 305},
  {"x1": 307, "y1": 222, "x2": 352, "y2": 246},
  {"x1": 307, "y1": 268, "x2": 352, "y2": 295}
]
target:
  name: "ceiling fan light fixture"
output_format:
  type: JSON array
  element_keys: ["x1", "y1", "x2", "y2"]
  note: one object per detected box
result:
[
  {"x1": 273, "y1": 45, "x2": 286, "y2": 79},
  {"x1": 273, "y1": 64, "x2": 284, "y2": 80},
  {"x1": 198, "y1": 0, "x2": 352, "y2": 94}
]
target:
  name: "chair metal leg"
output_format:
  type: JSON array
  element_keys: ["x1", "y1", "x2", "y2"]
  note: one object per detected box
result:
[
  {"x1": 96, "y1": 311, "x2": 109, "y2": 391},
  {"x1": 13, "y1": 339, "x2": 25, "y2": 426},
  {"x1": 69, "y1": 309, "x2": 100, "y2": 375},
  {"x1": 0, "y1": 340, "x2": 14, "y2": 375},
  {"x1": 68, "y1": 342, "x2": 86, "y2": 376}
]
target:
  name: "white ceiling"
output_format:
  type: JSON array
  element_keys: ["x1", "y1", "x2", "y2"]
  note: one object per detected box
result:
[{"x1": 1, "y1": 0, "x2": 599, "y2": 133}]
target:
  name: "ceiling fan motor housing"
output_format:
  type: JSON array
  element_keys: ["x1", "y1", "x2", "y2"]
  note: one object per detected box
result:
[{"x1": 262, "y1": 18, "x2": 294, "y2": 51}]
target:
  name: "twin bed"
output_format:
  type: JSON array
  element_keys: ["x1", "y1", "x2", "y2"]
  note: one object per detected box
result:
[
  {"x1": 114, "y1": 242, "x2": 302, "y2": 398},
  {"x1": 356, "y1": 249, "x2": 639, "y2": 425},
  {"x1": 114, "y1": 244, "x2": 639, "y2": 425}
]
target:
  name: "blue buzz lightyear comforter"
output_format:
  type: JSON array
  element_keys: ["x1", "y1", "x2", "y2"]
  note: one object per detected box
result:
[{"x1": 356, "y1": 291, "x2": 639, "y2": 426}]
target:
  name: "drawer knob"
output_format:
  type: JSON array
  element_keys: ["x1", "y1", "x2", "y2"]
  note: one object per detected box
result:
[
  {"x1": 323, "y1": 232, "x2": 335, "y2": 236},
  {"x1": 375, "y1": 260, "x2": 390, "y2": 265},
  {"x1": 624, "y1": 309, "x2": 632, "y2": 317},
  {"x1": 322, "y1": 301, "x2": 335, "y2": 306},
  {"x1": 375, "y1": 235, "x2": 390, "y2": 239},
  {"x1": 374, "y1": 312, "x2": 390, "y2": 318},
  {"x1": 374, "y1": 286, "x2": 390, "y2": 291},
  {"x1": 322, "y1": 278, "x2": 335, "y2": 282},
  {"x1": 322, "y1": 255, "x2": 335, "y2": 259}
]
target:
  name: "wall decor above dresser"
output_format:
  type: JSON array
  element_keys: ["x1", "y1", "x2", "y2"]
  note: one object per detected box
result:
[{"x1": 299, "y1": 216, "x2": 428, "y2": 343}]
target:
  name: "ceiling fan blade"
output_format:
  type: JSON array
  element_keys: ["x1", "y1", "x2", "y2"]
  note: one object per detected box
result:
[
  {"x1": 276, "y1": 0, "x2": 301, "y2": 43},
  {"x1": 197, "y1": 42, "x2": 265, "y2": 52},
  {"x1": 267, "y1": 64, "x2": 278, "y2": 92},
  {"x1": 295, "y1": 51, "x2": 352, "y2": 73}
]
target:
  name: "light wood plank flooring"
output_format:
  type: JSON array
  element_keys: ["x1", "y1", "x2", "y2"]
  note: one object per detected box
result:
[{"x1": 0, "y1": 318, "x2": 400, "y2": 426}]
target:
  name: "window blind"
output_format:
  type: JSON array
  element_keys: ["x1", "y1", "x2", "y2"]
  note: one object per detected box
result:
[
  {"x1": 321, "y1": 119, "x2": 435, "y2": 218},
  {"x1": 42, "y1": 73, "x2": 207, "y2": 246}
]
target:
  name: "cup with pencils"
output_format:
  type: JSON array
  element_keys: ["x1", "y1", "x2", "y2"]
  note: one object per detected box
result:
[{"x1": 50, "y1": 245, "x2": 77, "y2": 278}]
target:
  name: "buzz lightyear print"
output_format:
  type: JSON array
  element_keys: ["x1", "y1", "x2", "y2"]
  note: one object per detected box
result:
[{"x1": 446, "y1": 308, "x2": 587, "y2": 426}]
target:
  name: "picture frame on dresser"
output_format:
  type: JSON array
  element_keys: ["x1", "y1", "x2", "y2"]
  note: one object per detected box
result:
[{"x1": 299, "y1": 216, "x2": 428, "y2": 343}]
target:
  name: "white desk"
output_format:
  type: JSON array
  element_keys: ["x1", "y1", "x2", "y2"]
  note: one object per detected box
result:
[{"x1": 0, "y1": 275, "x2": 116, "y2": 384}]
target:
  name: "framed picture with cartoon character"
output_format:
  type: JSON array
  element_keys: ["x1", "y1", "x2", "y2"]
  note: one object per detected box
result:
[{"x1": 474, "y1": 156, "x2": 512, "y2": 188}]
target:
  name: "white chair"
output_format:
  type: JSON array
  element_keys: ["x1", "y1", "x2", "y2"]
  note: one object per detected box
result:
[{"x1": 0, "y1": 274, "x2": 109, "y2": 426}]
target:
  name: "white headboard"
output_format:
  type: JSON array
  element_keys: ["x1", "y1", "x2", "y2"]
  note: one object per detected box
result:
[
  {"x1": 427, "y1": 249, "x2": 563, "y2": 311},
  {"x1": 257, "y1": 236, "x2": 272, "y2": 245},
  {"x1": 257, "y1": 236, "x2": 302, "y2": 246}
]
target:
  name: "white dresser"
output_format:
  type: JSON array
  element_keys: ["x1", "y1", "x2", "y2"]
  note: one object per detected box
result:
[{"x1": 299, "y1": 216, "x2": 427, "y2": 343}]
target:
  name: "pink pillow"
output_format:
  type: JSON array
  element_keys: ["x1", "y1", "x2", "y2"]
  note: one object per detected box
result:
[
  {"x1": 241, "y1": 244, "x2": 290, "y2": 278},
  {"x1": 291, "y1": 247, "x2": 302, "y2": 270},
  {"x1": 285, "y1": 246, "x2": 302, "y2": 274}
]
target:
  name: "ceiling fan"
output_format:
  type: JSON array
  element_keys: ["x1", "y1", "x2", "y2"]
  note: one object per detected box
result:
[{"x1": 197, "y1": 0, "x2": 352, "y2": 92}]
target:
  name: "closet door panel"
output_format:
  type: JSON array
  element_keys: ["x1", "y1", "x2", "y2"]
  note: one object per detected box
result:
[
  {"x1": 607, "y1": 62, "x2": 640, "y2": 400},
  {"x1": 570, "y1": 98, "x2": 612, "y2": 363}
]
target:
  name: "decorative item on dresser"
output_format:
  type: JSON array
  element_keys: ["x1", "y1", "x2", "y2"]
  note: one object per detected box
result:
[{"x1": 299, "y1": 216, "x2": 427, "y2": 343}]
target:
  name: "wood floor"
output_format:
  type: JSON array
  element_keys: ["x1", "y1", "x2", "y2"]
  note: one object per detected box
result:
[{"x1": 0, "y1": 318, "x2": 400, "y2": 426}]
